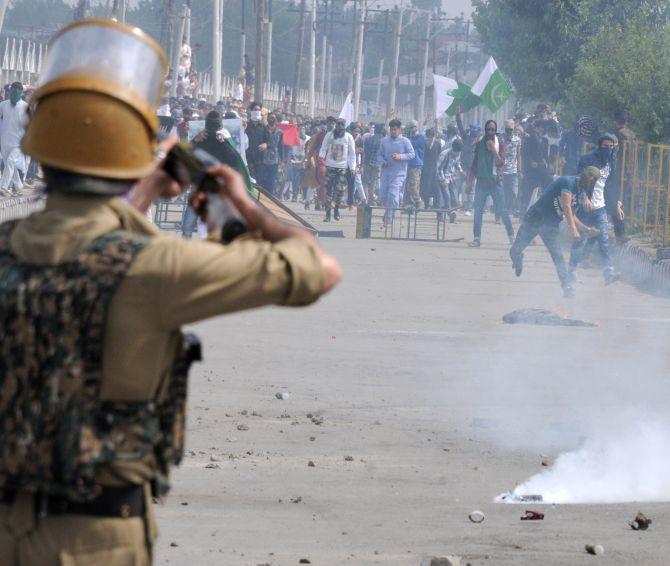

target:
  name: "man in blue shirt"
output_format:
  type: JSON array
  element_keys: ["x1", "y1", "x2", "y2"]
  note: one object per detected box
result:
[
  {"x1": 510, "y1": 167, "x2": 601, "y2": 298},
  {"x1": 377, "y1": 119, "x2": 415, "y2": 228},
  {"x1": 403, "y1": 120, "x2": 425, "y2": 208}
]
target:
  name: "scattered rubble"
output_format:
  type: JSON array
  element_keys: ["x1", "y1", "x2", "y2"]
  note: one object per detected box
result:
[
  {"x1": 308, "y1": 460, "x2": 315, "y2": 467},
  {"x1": 423, "y1": 557, "x2": 461, "y2": 566},
  {"x1": 520, "y1": 510, "x2": 544, "y2": 521},
  {"x1": 585, "y1": 544, "x2": 605, "y2": 556},
  {"x1": 468, "y1": 510, "x2": 485, "y2": 524},
  {"x1": 237, "y1": 424, "x2": 249, "y2": 431},
  {"x1": 290, "y1": 496, "x2": 303, "y2": 504},
  {"x1": 204, "y1": 463, "x2": 220, "y2": 469},
  {"x1": 629, "y1": 512, "x2": 652, "y2": 530},
  {"x1": 344, "y1": 455, "x2": 354, "y2": 462},
  {"x1": 299, "y1": 559, "x2": 311, "y2": 564},
  {"x1": 170, "y1": 542, "x2": 179, "y2": 547},
  {"x1": 276, "y1": 392, "x2": 290, "y2": 400}
]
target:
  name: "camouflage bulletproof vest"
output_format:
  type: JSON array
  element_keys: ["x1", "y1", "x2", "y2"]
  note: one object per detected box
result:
[{"x1": 0, "y1": 221, "x2": 199, "y2": 501}]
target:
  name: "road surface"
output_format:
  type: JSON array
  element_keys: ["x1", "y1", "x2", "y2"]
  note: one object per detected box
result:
[{"x1": 155, "y1": 206, "x2": 670, "y2": 565}]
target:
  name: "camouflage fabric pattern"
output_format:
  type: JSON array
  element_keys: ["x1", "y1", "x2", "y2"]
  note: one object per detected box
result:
[{"x1": 0, "y1": 221, "x2": 196, "y2": 501}]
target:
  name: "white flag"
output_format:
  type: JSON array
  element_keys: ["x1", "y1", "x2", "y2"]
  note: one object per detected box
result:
[
  {"x1": 339, "y1": 92, "x2": 354, "y2": 126},
  {"x1": 432, "y1": 74, "x2": 458, "y2": 118}
]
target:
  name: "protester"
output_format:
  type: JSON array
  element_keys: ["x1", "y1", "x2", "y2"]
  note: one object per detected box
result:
[
  {"x1": 569, "y1": 133, "x2": 621, "y2": 285},
  {"x1": 319, "y1": 117, "x2": 356, "y2": 221},
  {"x1": 377, "y1": 119, "x2": 415, "y2": 228},
  {"x1": 404, "y1": 120, "x2": 425, "y2": 208},
  {"x1": 437, "y1": 138, "x2": 465, "y2": 213},
  {"x1": 362, "y1": 123, "x2": 383, "y2": 204},
  {"x1": 0, "y1": 82, "x2": 29, "y2": 195},
  {"x1": 465, "y1": 120, "x2": 514, "y2": 247},
  {"x1": 419, "y1": 127, "x2": 443, "y2": 209},
  {"x1": 500, "y1": 118, "x2": 522, "y2": 216},
  {"x1": 510, "y1": 167, "x2": 600, "y2": 297},
  {"x1": 245, "y1": 101, "x2": 268, "y2": 178},
  {"x1": 256, "y1": 113, "x2": 284, "y2": 195}
]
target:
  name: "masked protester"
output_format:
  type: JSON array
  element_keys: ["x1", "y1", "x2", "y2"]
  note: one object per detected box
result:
[
  {"x1": 318, "y1": 117, "x2": 356, "y2": 221},
  {"x1": 510, "y1": 167, "x2": 601, "y2": 298},
  {"x1": 419, "y1": 127, "x2": 444, "y2": 208},
  {"x1": 465, "y1": 119, "x2": 515, "y2": 247},
  {"x1": 244, "y1": 101, "x2": 269, "y2": 178},
  {"x1": 0, "y1": 82, "x2": 29, "y2": 195},
  {"x1": 568, "y1": 133, "x2": 621, "y2": 285},
  {"x1": 256, "y1": 113, "x2": 284, "y2": 196},
  {"x1": 0, "y1": 20, "x2": 340, "y2": 564},
  {"x1": 436, "y1": 138, "x2": 465, "y2": 214},
  {"x1": 362, "y1": 123, "x2": 384, "y2": 204}
]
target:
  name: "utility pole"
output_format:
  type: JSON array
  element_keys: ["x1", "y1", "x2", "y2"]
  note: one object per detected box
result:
[
  {"x1": 326, "y1": 43, "x2": 333, "y2": 99},
  {"x1": 116, "y1": 0, "x2": 127, "y2": 23},
  {"x1": 160, "y1": 0, "x2": 176, "y2": 59},
  {"x1": 0, "y1": 0, "x2": 10, "y2": 36},
  {"x1": 387, "y1": 7, "x2": 403, "y2": 118},
  {"x1": 255, "y1": 0, "x2": 267, "y2": 102},
  {"x1": 73, "y1": 0, "x2": 91, "y2": 20},
  {"x1": 319, "y1": 36, "x2": 327, "y2": 95},
  {"x1": 266, "y1": 0, "x2": 273, "y2": 83},
  {"x1": 291, "y1": 0, "x2": 307, "y2": 114},
  {"x1": 309, "y1": 0, "x2": 316, "y2": 116},
  {"x1": 184, "y1": 0, "x2": 192, "y2": 45},
  {"x1": 375, "y1": 57, "x2": 384, "y2": 109},
  {"x1": 169, "y1": 3, "x2": 187, "y2": 97},
  {"x1": 352, "y1": 5, "x2": 365, "y2": 120},
  {"x1": 417, "y1": 14, "x2": 431, "y2": 124},
  {"x1": 212, "y1": 0, "x2": 223, "y2": 101},
  {"x1": 240, "y1": 0, "x2": 246, "y2": 72}
]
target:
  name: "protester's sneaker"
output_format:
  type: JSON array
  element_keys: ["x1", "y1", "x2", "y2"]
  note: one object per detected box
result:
[
  {"x1": 562, "y1": 285, "x2": 575, "y2": 299},
  {"x1": 604, "y1": 270, "x2": 620, "y2": 286},
  {"x1": 511, "y1": 252, "x2": 523, "y2": 277},
  {"x1": 449, "y1": 211, "x2": 457, "y2": 224},
  {"x1": 468, "y1": 239, "x2": 481, "y2": 248},
  {"x1": 464, "y1": 210, "x2": 472, "y2": 217},
  {"x1": 334, "y1": 208, "x2": 341, "y2": 221}
]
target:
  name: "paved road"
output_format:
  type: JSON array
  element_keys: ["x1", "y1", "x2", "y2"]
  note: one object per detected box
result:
[{"x1": 155, "y1": 206, "x2": 670, "y2": 565}]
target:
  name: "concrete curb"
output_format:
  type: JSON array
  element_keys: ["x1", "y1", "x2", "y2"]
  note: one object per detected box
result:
[{"x1": 615, "y1": 242, "x2": 670, "y2": 295}]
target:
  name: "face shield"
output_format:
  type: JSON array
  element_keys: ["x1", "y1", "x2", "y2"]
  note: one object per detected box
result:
[
  {"x1": 35, "y1": 19, "x2": 166, "y2": 130},
  {"x1": 22, "y1": 19, "x2": 169, "y2": 181}
]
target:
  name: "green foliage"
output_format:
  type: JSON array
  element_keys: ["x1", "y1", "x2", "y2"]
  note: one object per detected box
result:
[{"x1": 472, "y1": 0, "x2": 670, "y2": 141}]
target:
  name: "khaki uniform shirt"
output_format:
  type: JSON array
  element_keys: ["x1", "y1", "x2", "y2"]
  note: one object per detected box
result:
[{"x1": 9, "y1": 192, "x2": 325, "y2": 485}]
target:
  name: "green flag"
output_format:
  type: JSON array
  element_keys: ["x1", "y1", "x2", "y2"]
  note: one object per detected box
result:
[
  {"x1": 471, "y1": 57, "x2": 511, "y2": 113},
  {"x1": 445, "y1": 82, "x2": 481, "y2": 116}
]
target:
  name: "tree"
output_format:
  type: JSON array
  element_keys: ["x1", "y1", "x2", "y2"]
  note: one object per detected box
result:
[
  {"x1": 472, "y1": 0, "x2": 670, "y2": 141},
  {"x1": 570, "y1": 18, "x2": 670, "y2": 143}
]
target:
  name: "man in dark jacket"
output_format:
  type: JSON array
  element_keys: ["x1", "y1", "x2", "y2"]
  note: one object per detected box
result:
[
  {"x1": 245, "y1": 101, "x2": 269, "y2": 178},
  {"x1": 465, "y1": 120, "x2": 514, "y2": 247}
]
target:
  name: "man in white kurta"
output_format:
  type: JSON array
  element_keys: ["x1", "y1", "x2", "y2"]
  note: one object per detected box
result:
[{"x1": 0, "y1": 82, "x2": 29, "y2": 195}]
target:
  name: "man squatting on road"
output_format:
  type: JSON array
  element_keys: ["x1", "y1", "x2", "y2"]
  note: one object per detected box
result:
[{"x1": 0, "y1": 20, "x2": 341, "y2": 565}]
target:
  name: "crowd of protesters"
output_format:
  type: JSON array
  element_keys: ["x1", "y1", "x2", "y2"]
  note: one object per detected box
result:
[{"x1": 0, "y1": 72, "x2": 634, "y2": 298}]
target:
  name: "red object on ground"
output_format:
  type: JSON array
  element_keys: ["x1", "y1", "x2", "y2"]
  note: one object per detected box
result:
[
  {"x1": 521, "y1": 510, "x2": 544, "y2": 521},
  {"x1": 278, "y1": 123, "x2": 300, "y2": 146}
]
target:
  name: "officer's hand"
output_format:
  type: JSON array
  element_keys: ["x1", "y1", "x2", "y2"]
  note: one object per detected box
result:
[{"x1": 129, "y1": 135, "x2": 181, "y2": 213}]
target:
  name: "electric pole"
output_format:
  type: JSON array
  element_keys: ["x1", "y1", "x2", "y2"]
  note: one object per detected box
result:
[
  {"x1": 240, "y1": 0, "x2": 246, "y2": 72},
  {"x1": 212, "y1": 0, "x2": 223, "y2": 101},
  {"x1": 309, "y1": 0, "x2": 316, "y2": 116},
  {"x1": 387, "y1": 7, "x2": 403, "y2": 118},
  {"x1": 160, "y1": 0, "x2": 176, "y2": 59},
  {"x1": 266, "y1": 0, "x2": 273, "y2": 83},
  {"x1": 256, "y1": 0, "x2": 267, "y2": 102},
  {"x1": 291, "y1": 0, "x2": 307, "y2": 114},
  {"x1": 352, "y1": 5, "x2": 366, "y2": 120},
  {"x1": 0, "y1": 0, "x2": 10, "y2": 36},
  {"x1": 169, "y1": 3, "x2": 187, "y2": 97},
  {"x1": 417, "y1": 14, "x2": 431, "y2": 124}
]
